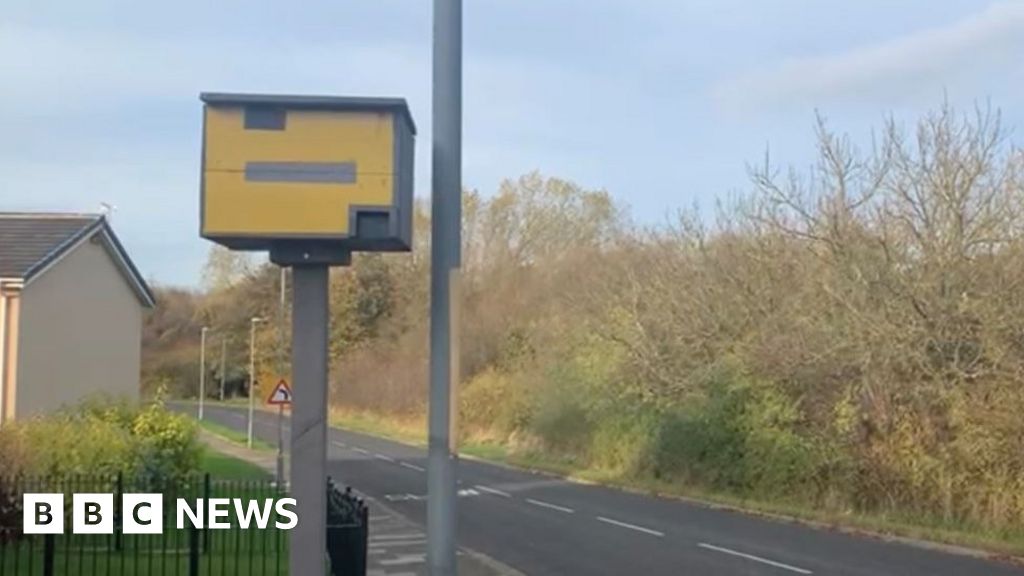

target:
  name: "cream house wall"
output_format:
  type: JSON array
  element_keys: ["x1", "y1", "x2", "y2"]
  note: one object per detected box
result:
[{"x1": 14, "y1": 237, "x2": 142, "y2": 417}]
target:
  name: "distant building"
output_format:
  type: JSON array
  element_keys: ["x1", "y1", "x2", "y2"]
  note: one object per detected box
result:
[{"x1": 0, "y1": 213, "x2": 154, "y2": 422}]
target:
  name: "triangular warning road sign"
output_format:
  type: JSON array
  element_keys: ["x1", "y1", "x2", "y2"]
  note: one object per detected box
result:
[{"x1": 267, "y1": 379, "x2": 293, "y2": 405}]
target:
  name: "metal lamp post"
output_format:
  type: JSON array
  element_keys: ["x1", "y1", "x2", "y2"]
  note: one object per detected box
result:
[
  {"x1": 276, "y1": 268, "x2": 287, "y2": 487},
  {"x1": 199, "y1": 326, "x2": 208, "y2": 420},
  {"x1": 219, "y1": 337, "x2": 227, "y2": 401},
  {"x1": 429, "y1": 0, "x2": 463, "y2": 573},
  {"x1": 248, "y1": 316, "x2": 265, "y2": 448}
]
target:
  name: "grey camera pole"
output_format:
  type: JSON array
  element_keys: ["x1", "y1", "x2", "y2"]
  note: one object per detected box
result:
[
  {"x1": 289, "y1": 264, "x2": 329, "y2": 576},
  {"x1": 429, "y1": 0, "x2": 462, "y2": 573}
]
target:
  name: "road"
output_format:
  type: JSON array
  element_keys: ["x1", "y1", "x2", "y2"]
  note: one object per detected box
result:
[{"x1": 191, "y1": 403, "x2": 1024, "y2": 576}]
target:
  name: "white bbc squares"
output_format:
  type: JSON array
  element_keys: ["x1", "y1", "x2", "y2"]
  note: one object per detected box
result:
[
  {"x1": 23, "y1": 494, "x2": 64, "y2": 534},
  {"x1": 123, "y1": 494, "x2": 163, "y2": 534},
  {"x1": 73, "y1": 493, "x2": 114, "y2": 534}
]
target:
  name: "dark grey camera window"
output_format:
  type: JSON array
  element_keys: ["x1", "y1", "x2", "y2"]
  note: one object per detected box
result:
[
  {"x1": 244, "y1": 107, "x2": 286, "y2": 130},
  {"x1": 356, "y1": 211, "x2": 391, "y2": 239}
]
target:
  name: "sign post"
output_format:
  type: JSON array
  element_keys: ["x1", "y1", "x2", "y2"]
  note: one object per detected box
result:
[
  {"x1": 267, "y1": 379, "x2": 293, "y2": 487},
  {"x1": 276, "y1": 401, "x2": 284, "y2": 486},
  {"x1": 199, "y1": 93, "x2": 416, "y2": 576}
]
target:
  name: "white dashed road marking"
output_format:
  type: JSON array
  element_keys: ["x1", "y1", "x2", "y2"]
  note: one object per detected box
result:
[
  {"x1": 375, "y1": 454, "x2": 396, "y2": 463},
  {"x1": 526, "y1": 499, "x2": 574, "y2": 514},
  {"x1": 698, "y1": 543, "x2": 812, "y2": 574},
  {"x1": 474, "y1": 485, "x2": 511, "y2": 498},
  {"x1": 370, "y1": 533, "x2": 424, "y2": 541},
  {"x1": 353, "y1": 447, "x2": 370, "y2": 455},
  {"x1": 368, "y1": 539, "x2": 426, "y2": 548},
  {"x1": 400, "y1": 462, "x2": 426, "y2": 472},
  {"x1": 596, "y1": 516, "x2": 664, "y2": 537},
  {"x1": 379, "y1": 554, "x2": 426, "y2": 566},
  {"x1": 385, "y1": 494, "x2": 426, "y2": 502}
]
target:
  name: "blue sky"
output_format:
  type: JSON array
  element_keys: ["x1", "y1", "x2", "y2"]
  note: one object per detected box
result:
[{"x1": 2, "y1": 1, "x2": 1022, "y2": 286}]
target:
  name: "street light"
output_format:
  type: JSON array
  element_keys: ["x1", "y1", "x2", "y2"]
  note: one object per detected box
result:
[
  {"x1": 429, "y1": 0, "x2": 463, "y2": 572},
  {"x1": 199, "y1": 326, "x2": 209, "y2": 420},
  {"x1": 276, "y1": 268, "x2": 287, "y2": 487},
  {"x1": 219, "y1": 336, "x2": 227, "y2": 402},
  {"x1": 248, "y1": 316, "x2": 266, "y2": 448}
]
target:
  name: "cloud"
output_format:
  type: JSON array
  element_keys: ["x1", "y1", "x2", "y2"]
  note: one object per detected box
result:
[
  {"x1": 716, "y1": 1, "x2": 1024, "y2": 113},
  {"x1": 0, "y1": 13, "x2": 629, "y2": 285}
]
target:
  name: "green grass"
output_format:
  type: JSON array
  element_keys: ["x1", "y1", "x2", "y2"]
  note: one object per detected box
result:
[
  {"x1": 327, "y1": 408, "x2": 1024, "y2": 560},
  {"x1": 0, "y1": 529, "x2": 289, "y2": 575},
  {"x1": 199, "y1": 450, "x2": 270, "y2": 480},
  {"x1": 197, "y1": 419, "x2": 275, "y2": 451},
  {"x1": 1, "y1": 479, "x2": 290, "y2": 575}
]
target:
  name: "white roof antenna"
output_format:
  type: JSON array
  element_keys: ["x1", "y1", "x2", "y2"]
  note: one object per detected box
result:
[{"x1": 99, "y1": 202, "x2": 118, "y2": 220}]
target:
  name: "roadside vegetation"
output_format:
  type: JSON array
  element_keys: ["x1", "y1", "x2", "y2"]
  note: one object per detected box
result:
[
  {"x1": 148, "y1": 104, "x2": 1024, "y2": 551},
  {"x1": 0, "y1": 393, "x2": 201, "y2": 484},
  {"x1": 0, "y1": 397, "x2": 284, "y2": 575},
  {"x1": 0, "y1": 393, "x2": 269, "y2": 481}
]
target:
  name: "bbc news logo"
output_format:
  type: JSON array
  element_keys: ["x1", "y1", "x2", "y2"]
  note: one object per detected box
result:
[{"x1": 23, "y1": 494, "x2": 298, "y2": 534}]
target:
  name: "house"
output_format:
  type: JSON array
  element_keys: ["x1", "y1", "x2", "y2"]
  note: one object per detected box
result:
[{"x1": 0, "y1": 213, "x2": 155, "y2": 423}]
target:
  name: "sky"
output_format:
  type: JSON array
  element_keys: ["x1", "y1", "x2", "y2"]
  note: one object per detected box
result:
[{"x1": 2, "y1": 1, "x2": 1022, "y2": 286}]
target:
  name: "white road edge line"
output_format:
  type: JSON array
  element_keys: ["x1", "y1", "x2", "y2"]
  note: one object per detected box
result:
[
  {"x1": 596, "y1": 516, "x2": 664, "y2": 537},
  {"x1": 474, "y1": 485, "x2": 511, "y2": 498},
  {"x1": 526, "y1": 499, "x2": 574, "y2": 514},
  {"x1": 375, "y1": 454, "x2": 396, "y2": 463},
  {"x1": 400, "y1": 462, "x2": 426, "y2": 472},
  {"x1": 697, "y1": 543, "x2": 812, "y2": 575}
]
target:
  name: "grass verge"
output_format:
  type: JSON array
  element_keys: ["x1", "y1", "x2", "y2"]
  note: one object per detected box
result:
[
  {"x1": 199, "y1": 450, "x2": 270, "y2": 480},
  {"x1": 196, "y1": 419, "x2": 276, "y2": 451}
]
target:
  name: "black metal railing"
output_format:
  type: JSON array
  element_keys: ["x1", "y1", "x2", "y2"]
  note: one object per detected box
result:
[
  {"x1": 0, "y1": 473, "x2": 369, "y2": 576},
  {"x1": 325, "y1": 478, "x2": 368, "y2": 576}
]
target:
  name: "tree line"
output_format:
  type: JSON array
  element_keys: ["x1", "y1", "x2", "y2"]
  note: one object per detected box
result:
[{"x1": 145, "y1": 104, "x2": 1024, "y2": 534}]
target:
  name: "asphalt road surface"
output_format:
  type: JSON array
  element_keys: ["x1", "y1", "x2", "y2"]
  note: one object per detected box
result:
[{"x1": 190, "y1": 403, "x2": 1024, "y2": 576}]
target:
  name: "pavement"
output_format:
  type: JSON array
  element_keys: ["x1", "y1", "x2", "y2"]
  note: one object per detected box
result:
[
  {"x1": 199, "y1": 429, "x2": 520, "y2": 575},
  {"x1": 189, "y1": 403, "x2": 1024, "y2": 576}
]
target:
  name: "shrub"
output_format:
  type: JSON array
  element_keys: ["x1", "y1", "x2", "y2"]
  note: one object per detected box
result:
[
  {"x1": 652, "y1": 363, "x2": 820, "y2": 498},
  {"x1": 460, "y1": 368, "x2": 531, "y2": 440},
  {"x1": 529, "y1": 383, "x2": 593, "y2": 458},
  {"x1": 0, "y1": 425, "x2": 30, "y2": 477},
  {"x1": 587, "y1": 410, "x2": 659, "y2": 476},
  {"x1": 525, "y1": 333, "x2": 632, "y2": 460},
  {"x1": 76, "y1": 394, "x2": 141, "y2": 430},
  {"x1": 16, "y1": 415, "x2": 135, "y2": 478},
  {"x1": 0, "y1": 395, "x2": 200, "y2": 483},
  {"x1": 130, "y1": 396, "x2": 202, "y2": 487}
]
